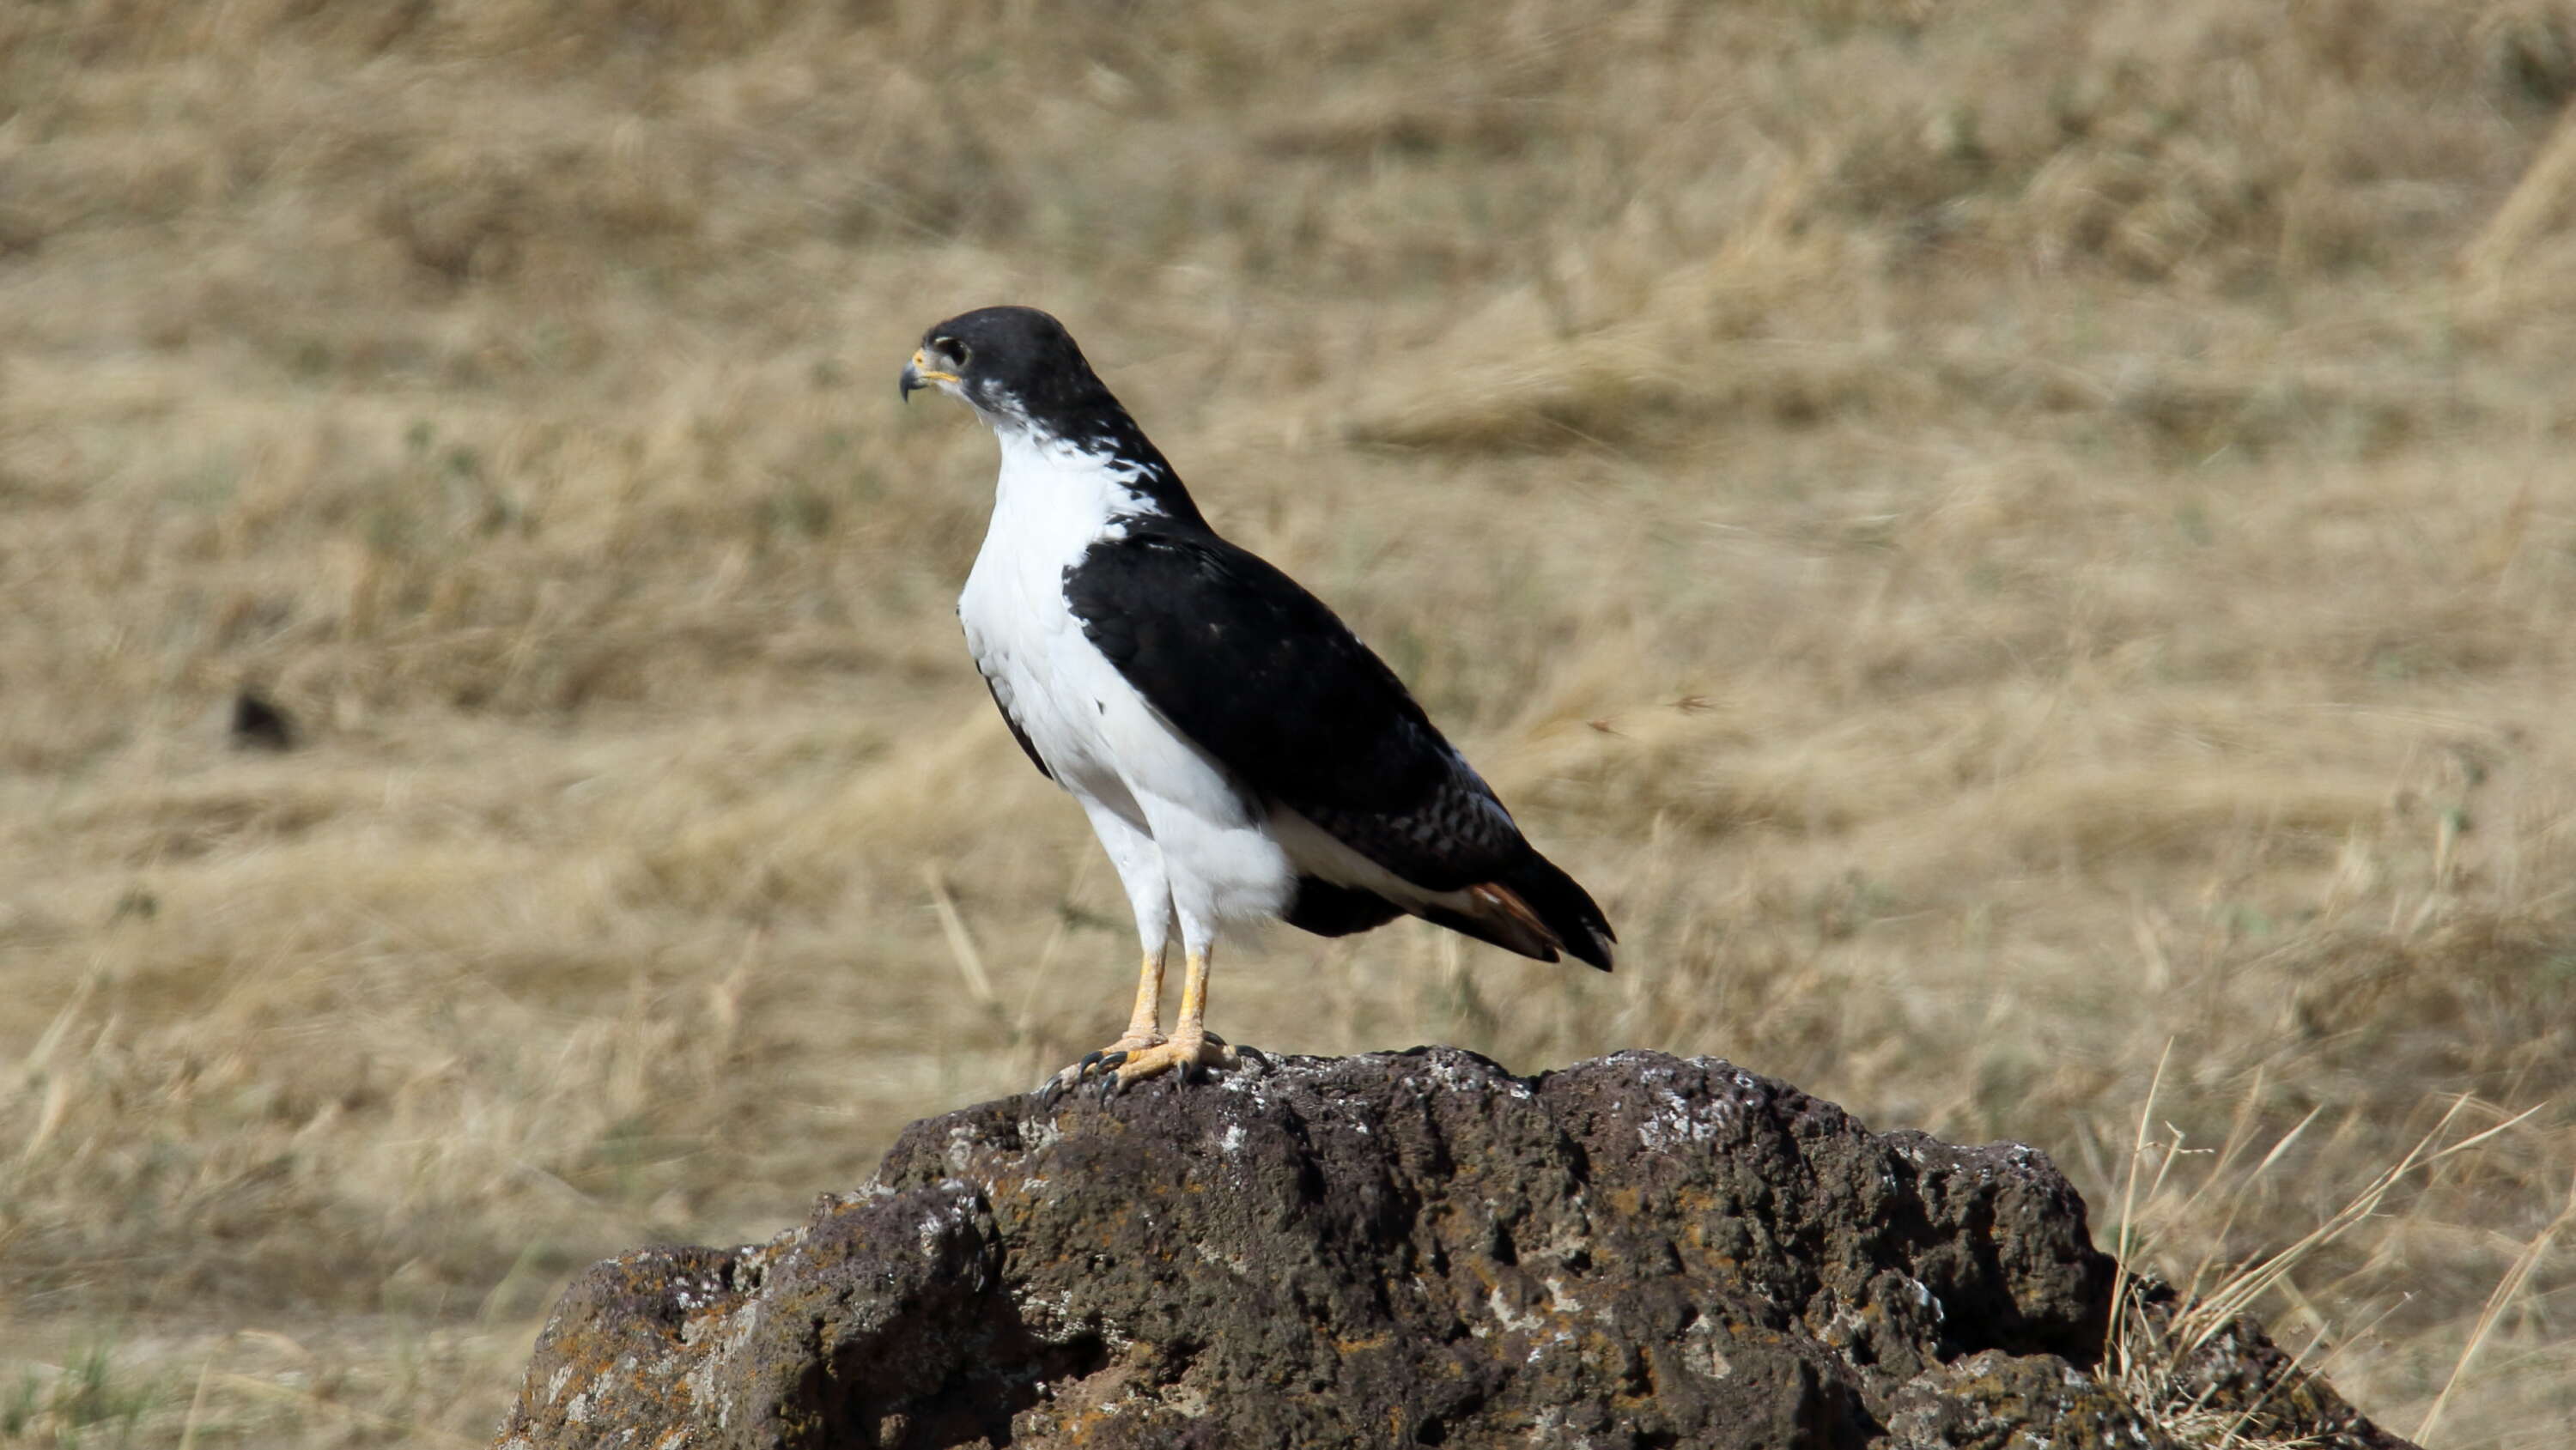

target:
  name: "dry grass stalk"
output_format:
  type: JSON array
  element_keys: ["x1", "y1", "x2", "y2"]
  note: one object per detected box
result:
[
  {"x1": 2415, "y1": 1173, "x2": 2576, "y2": 1447},
  {"x1": 2107, "y1": 1069, "x2": 2551, "y2": 1447},
  {"x1": 2459, "y1": 104, "x2": 2576, "y2": 296}
]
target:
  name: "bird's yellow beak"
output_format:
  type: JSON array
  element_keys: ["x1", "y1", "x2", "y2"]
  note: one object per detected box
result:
[{"x1": 900, "y1": 349, "x2": 960, "y2": 402}]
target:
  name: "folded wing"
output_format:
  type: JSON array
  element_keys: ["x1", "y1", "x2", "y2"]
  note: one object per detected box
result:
[{"x1": 1064, "y1": 528, "x2": 1613, "y2": 969}]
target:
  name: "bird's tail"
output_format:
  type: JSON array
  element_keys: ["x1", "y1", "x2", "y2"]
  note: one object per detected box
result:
[{"x1": 1423, "y1": 848, "x2": 1616, "y2": 972}]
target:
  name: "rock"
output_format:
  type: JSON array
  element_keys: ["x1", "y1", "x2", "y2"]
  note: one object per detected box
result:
[
  {"x1": 493, "y1": 1047, "x2": 2415, "y2": 1449},
  {"x1": 229, "y1": 688, "x2": 297, "y2": 750}
]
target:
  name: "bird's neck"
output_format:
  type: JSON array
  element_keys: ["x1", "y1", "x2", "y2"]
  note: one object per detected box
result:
[{"x1": 987, "y1": 412, "x2": 1209, "y2": 535}]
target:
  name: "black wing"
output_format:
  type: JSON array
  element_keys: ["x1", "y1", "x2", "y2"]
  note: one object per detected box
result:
[
  {"x1": 1060, "y1": 530, "x2": 1609, "y2": 971},
  {"x1": 1066, "y1": 528, "x2": 1613, "y2": 968},
  {"x1": 977, "y1": 667, "x2": 1052, "y2": 780},
  {"x1": 1065, "y1": 529, "x2": 1516, "y2": 883}
]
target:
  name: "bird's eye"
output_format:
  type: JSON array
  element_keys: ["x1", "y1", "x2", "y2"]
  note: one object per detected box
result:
[{"x1": 936, "y1": 337, "x2": 970, "y2": 368}]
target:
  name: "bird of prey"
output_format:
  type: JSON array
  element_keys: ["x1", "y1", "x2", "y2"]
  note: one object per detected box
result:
[{"x1": 901, "y1": 306, "x2": 1613, "y2": 1091}]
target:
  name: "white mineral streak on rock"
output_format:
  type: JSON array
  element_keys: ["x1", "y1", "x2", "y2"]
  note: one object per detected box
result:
[
  {"x1": 1425, "y1": 1052, "x2": 1530, "y2": 1099},
  {"x1": 1686, "y1": 1316, "x2": 1737, "y2": 1380},
  {"x1": 1488, "y1": 1286, "x2": 1545, "y2": 1333},
  {"x1": 1638, "y1": 1088, "x2": 1731, "y2": 1150}
]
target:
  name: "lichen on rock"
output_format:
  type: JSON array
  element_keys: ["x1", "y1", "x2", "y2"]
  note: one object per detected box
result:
[{"x1": 493, "y1": 1047, "x2": 2414, "y2": 1449}]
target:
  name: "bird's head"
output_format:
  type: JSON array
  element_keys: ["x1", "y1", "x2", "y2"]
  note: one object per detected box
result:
[{"x1": 901, "y1": 306, "x2": 1116, "y2": 430}]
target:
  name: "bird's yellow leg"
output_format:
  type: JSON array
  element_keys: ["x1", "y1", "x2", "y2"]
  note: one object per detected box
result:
[
  {"x1": 1043, "y1": 950, "x2": 1170, "y2": 1095},
  {"x1": 1109, "y1": 947, "x2": 1237, "y2": 1084},
  {"x1": 1115, "y1": 948, "x2": 1169, "y2": 1052}
]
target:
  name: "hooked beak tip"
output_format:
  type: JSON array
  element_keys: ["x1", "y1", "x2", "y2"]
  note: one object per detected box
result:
[{"x1": 901, "y1": 353, "x2": 961, "y2": 403}]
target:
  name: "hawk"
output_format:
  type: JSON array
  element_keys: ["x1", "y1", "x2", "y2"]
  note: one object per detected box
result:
[{"x1": 901, "y1": 306, "x2": 1613, "y2": 1091}]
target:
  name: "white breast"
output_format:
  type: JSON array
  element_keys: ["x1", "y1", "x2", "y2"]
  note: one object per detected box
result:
[
  {"x1": 959, "y1": 428, "x2": 1148, "y2": 798},
  {"x1": 957, "y1": 425, "x2": 1296, "y2": 928}
]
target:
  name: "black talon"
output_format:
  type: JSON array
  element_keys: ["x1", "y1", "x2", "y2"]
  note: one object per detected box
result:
[
  {"x1": 1236, "y1": 1045, "x2": 1270, "y2": 1069},
  {"x1": 1077, "y1": 1051, "x2": 1108, "y2": 1075},
  {"x1": 1095, "y1": 1050, "x2": 1129, "y2": 1072}
]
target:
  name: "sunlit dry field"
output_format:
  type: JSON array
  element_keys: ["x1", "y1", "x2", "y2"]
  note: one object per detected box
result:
[{"x1": 5, "y1": 1, "x2": 2576, "y2": 1444}]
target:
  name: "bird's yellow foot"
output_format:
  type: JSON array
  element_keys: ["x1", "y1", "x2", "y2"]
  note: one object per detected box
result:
[
  {"x1": 1040, "y1": 1030, "x2": 1166, "y2": 1099},
  {"x1": 1106, "y1": 1030, "x2": 1238, "y2": 1088},
  {"x1": 1036, "y1": 1032, "x2": 1252, "y2": 1103}
]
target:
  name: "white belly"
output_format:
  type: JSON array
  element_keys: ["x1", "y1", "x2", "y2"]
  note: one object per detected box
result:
[{"x1": 959, "y1": 551, "x2": 1149, "y2": 814}]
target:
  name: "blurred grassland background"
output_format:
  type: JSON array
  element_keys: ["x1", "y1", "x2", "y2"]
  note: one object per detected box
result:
[{"x1": 4, "y1": 0, "x2": 2576, "y2": 1443}]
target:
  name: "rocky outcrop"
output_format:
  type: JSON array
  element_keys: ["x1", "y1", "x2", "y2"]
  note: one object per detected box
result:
[{"x1": 493, "y1": 1048, "x2": 2412, "y2": 1449}]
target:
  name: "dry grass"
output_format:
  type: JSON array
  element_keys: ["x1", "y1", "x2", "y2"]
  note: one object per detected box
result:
[
  {"x1": 3, "y1": 0, "x2": 2575, "y2": 1444},
  {"x1": 2105, "y1": 1055, "x2": 2555, "y2": 1447}
]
